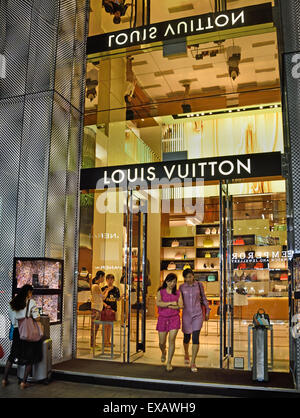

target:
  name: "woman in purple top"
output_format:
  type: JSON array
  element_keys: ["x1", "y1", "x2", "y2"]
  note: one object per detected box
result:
[
  {"x1": 180, "y1": 269, "x2": 210, "y2": 372},
  {"x1": 156, "y1": 273, "x2": 183, "y2": 372}
]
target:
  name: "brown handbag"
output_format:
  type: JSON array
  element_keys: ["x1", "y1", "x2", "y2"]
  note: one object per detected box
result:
[{"x1": 100, "y1": 307, "x2": 116, "y2": 322}]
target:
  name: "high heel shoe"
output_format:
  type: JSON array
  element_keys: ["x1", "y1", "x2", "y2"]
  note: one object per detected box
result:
[
  {"x1": 184, "y1": 356, "x2": 190, "y2": 365},
  {"x1": 191, "y1": 364, "x2": 198, "y2": 373},
  {"x1": 166, "y1": 364, "x2": 173, "y2": 372}
]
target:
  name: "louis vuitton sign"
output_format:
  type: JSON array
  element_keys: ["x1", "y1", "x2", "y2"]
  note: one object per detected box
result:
[
  {"x1": 87, "y1": 3, "x2": 273, "y2": 54},
  {"x1": 80, "y1": 152, "x2": 282, "y2": 190}
]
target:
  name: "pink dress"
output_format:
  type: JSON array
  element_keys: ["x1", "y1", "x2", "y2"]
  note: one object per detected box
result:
[
  {"x1": 180, "y1": 281, "x2": 210, "y2": 334},
  {"x1": 156, "y1": 289, "x2": 181, "y2": 332}
]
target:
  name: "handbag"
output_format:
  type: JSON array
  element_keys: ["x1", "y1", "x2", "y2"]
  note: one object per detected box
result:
[
  {"x1": 198, "y1": 282, "x2": 208, "y2": 320},
  {"x1": 9, "y1": 323, "x2": 14, "y2": 341},
  {"x1": 207, "y1": 275, "x2": 216, "y2": 282},
  {"x1": 100, "y1": 308, "x2": 116, "y2": 322},
  {"x1": 254, "y1": 262, "x2": 264, "y2": 269},
  {"x1": 233, "y1": 237, "x2": 245, "y2": 245},
  {"x1": 79, "y1": 301, "x2": 91, "y2": 311},
  {"x1": 183, "y1": 263, "x2": 191, "y2": 270},
  {"x1": 205, "y1": 228, "x2": 211, "y2": 235},
  {"x1": 175, "y1": 252, "x2": 184, "y2": 260},
  {"x1": 203, "y1": 237, "x2": 214, "y2": 248},
  {"x1": 205, "y1": 252, "x2": 211, "y2": 258},
  {"x1": 253, "y1": 308, "x2": 270, "y2": 328},
  {"x1": 167, "y1": 262, "x2": 176, "y2": 270},
  {"x1": 0, "y1": 344, "x2": 4, "y2": 359},
  {"x1": 211, "y1": 227, "x2": 217, "y2": 235},
  {"x1": 18, "y1": 300, "x2": 43, "y2": 342},
  {"x1": 238, "y1": 263, "x2": 247, "y2": 270},
  {"x1": 280, "y1": 273, "x2": 288, "y2": 281},
  {"x1": 171, "y1": 240, "x2": 179, "y2": 247}
]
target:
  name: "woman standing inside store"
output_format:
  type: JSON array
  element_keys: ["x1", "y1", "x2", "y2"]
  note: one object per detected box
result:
[
  {"x1": 2, "y1": 284, "x2": 42, "y2": 389},
  {"x1": 90, "y1": 270, "x2": 109, "y2": 348},
  {"x1": 102, "y1": 274, "x2": 120, "y2": 346},
  {"x1": 180, "y1": 269, "x2": 210, "y2": 372},
  {"x1": 156, "y1": 273, "x2": 183, "y2": 372}
]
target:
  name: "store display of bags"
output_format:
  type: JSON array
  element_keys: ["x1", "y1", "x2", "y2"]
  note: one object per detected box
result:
[
  {"x1": 171, "y1": 240, "x2": 179, "y2": 247},
  {"x1": 167, "y1": 262, "x2": 176, "y2": 270},
  {"x1": 203, "y1": 237, "x2": 214, "y2": 247}
]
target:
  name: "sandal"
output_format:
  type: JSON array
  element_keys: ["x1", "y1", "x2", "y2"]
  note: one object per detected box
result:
[
  {"x1": 184, "y1": 356, "x2": 190, "y2": 365},
  {"x1": 191, "y1": 364, "x2": 198, "y2": 373},
  {"x1": 161, "y1": 350, "x2": 166, "y2": 363},
  {"x1": 1, "y1": 379, "x2": 9, "y2": 387},
  {"x1": 166, "y1": 364, "x2": 173, "y2": 372},
  {"x1": 20, "y1": 382, "x2": 31, "y2": 389}
]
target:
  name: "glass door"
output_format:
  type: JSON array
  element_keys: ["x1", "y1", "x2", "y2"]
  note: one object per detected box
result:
[
  {"x1": 219, "y1": 181, "x2": 234, "y2": 368},
  {"x1": 220, "y1": 179, "x2": 290, "y2": 371},
  {"x1": 123, "y1": 190, "x2": 148, "y2": 362}
]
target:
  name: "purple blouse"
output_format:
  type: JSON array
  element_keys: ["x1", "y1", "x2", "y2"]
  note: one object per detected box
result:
[
  {"x1": 157, "y1": 289, "x2": 180, "y2": 318},
  {"x1": 180, "y1": 281, "x2": 211, "y2": 333}
]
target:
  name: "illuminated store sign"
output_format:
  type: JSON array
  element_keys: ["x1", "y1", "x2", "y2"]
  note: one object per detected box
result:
[
  {"x1": 87, "y1": 3, "x2": 273, "y2": 54},
  {"x1": 80, "y1": 152, "x2": 282, "y2": 190}
]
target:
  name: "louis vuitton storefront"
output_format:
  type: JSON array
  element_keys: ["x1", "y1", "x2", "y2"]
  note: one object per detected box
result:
[
  {"x1": 73, "y1": 0, "x2": 299, "y2": 392},
  {"x1": 1, "y1": 0, "x2": 300, "y2": 395}
]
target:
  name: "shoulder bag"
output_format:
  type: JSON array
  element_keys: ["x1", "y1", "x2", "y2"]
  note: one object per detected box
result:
[
  {"x1": 100, "y1": 308, "x2": 116, "y2": 322},
  {"x1": 197, "y1": 282, "x2": 208, "y2": 320},
  {"x1": 18, "y1": 300, "x2": 43, "y2": 342}
]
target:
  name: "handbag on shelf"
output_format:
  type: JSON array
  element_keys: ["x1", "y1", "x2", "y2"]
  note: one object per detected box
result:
[
  {"x1": 18, "y1": 300, "x2": 43, "y2": 342},
  {"x1": 238, "y1": 263, "x2": 247, "y2": 270},
  {"x1": 100, "y1": 307, "x2": 116, "y2": 322},
  {"x1": 183, "y1": 263, "x2": 191, "y2": 270},
  {"x1": 233, "y1": 237, "x2": 245, "y2": 246},
  {"x1": 171, "y1": 240, "x2": 179, "y2": 248},
  {"x1": 253, "y1": 308, "x2": 270, "y2": 328},
  {"x1": 205, "y1": 228, "x2": 211, "y2": 235},
  {"x1": 167, "y1": 262, "x2": 176, "y2": 270},
  {"x1": 280, "y1": 273, "x2": 288, "y2": 281},
  {"x1": 207, "y1": 275, "x2": 216, "y2": 282},
  {"x1": 254, "y1": 262, "x2": 264, "y2": 269},
  {"x1": 175, "y1": 253, "x2": 184, "y2": 260},
  {"x1": 203, "y1": 237, "x2": 214, "y2": 248},
  {"x1": 211, "y1": 227, "x2": 217, "y2": 235},
  {"x1": 205, "y1": 252, "x2": 211, "y2": 258}
]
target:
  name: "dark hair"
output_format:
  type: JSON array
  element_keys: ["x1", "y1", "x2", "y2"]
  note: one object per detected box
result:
[
  {"x1": 113, "y1": 15, "x2": 121, "y2": 24},
  {"x1": 158, "y1": 273, "x2": 177, "y2": 295},
  {"x1": 183, "y1": 268, "x2": 194, "y2": 278},
  {"x1": 106, "y1": 274, "x2": 115, "y2": 280},
  {"x1": 124, "y1": 94, "x2": 131, "y2": 104},
  {"x1": 10, "y1": 284, "x2": 33, "y2": 311},
  {"x1": 92, "y1": 270, "x2": 105, "y2": 284}
]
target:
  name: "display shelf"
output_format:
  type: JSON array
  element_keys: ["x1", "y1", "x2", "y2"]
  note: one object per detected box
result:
[{"x1": 162, "y1": 237, "x2": 194, "y2": 247}]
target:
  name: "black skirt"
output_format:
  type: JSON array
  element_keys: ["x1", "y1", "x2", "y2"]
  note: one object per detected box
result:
[{"x1": 8, "y1": 328, "x2": 43, "y2": 365}]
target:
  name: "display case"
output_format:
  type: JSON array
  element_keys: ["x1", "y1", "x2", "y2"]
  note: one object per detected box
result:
[{"x1": 13, "y1": 258, "x2": 64, "y2": 324}]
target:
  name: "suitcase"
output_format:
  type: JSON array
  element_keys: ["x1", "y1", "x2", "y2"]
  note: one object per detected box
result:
[{"x1": 17, "y1": 339, "x2": 52, "y2": 384}]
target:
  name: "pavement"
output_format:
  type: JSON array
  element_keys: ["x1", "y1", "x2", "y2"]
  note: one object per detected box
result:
[{"x1": 0, "y1": 376, "x2": 229, "y2": 398}]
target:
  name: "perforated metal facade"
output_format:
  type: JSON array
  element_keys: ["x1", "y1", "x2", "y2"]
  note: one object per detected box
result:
[
  {"x1": 0, "y1": 0, "x2": 89, "y2": 365},
  {"x1": 279, "y1": 0, "x2": 300, "y2": 391}
]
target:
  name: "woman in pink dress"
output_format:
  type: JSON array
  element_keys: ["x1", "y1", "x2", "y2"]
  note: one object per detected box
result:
[
  {"x1": 180, "y1": 269, "x2": 210, "y2": 372},
  {"x1": 156, "y1": 273, "x2": 183, "y2": 372}
]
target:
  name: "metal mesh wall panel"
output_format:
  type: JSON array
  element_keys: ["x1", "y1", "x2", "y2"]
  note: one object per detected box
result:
[
  {"x1": 279, "y1": 0, "x2": 300, "y2": 391},
  {"x1": 0, "y1": 96, "x2": 24, "y2": 363},
  {"x1": 0, "y1": 0, "x2": 90, "y2": 365},
  {"x1": 15, "y1": 91, "x2": 54, "y2": 257}
]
